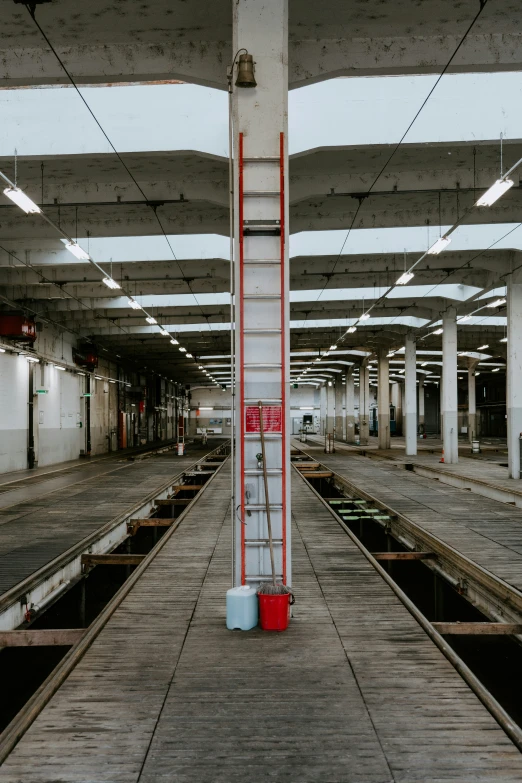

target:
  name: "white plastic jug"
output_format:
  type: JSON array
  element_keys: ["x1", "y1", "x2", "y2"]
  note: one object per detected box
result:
[{"x1": 226, "y1": 586, "x2": 258, "y2": 630}]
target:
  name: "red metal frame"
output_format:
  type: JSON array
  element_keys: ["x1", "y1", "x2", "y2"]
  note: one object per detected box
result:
[
  {"x1": 239, "y1": 132, "x2": 287, "y2": 585},
  {"x1": 239, "y1": 132, "x2": 246, "y2": 584},
  {"x1": 279, "y1": 132, "x2": 287, "y2": 585}
]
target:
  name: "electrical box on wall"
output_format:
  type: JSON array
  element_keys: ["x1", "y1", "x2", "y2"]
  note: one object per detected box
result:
[{"x1": 0, "y1": 315, "x2": 37, "y2": 342}]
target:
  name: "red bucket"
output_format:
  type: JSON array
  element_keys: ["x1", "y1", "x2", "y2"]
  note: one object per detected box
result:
[{"x1": 258, "y1": 591, "x2": 293, "y2": 631}]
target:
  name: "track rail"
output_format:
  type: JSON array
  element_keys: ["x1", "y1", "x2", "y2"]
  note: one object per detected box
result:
[
  {"x1": 292, "y1": 458, "x2": 522, "y2": 753},
  {"x1": 0, "y1": 442, "x2": 230, "y2": 631},
  {"x1": 0, "y1": 451, "x2": 229, "y2": 765}
]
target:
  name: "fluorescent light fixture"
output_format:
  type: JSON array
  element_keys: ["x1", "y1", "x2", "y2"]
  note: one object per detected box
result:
[
  {"x1": 3, "y1": 186, "x2": 41, "y2": 214},
  {"x1": 314, "y1": 358, "x2": 321, "y2": 362},
  {"x1": 170, "y1": 338, "x2": 179, "y2": 345},
  {"x1": 54, "y1": 364, "x2": 66, "y2": 371},
  {"x1": 476, "y1": 178, "x2": 514, "y2": 207},
  {"x1": 300, "y1": 406, "x2": 314, "y2": 410},
  {"x1": 457, "y1": 314, "x2": 471, "y2": 322},
  {"x1": 26, "y1": 356, "x2": 39, "y2": 363},
  {"x1": 128, "y1": 298, "x2": 142, "y2": 310},
  {"x1": 329, "y1": 344, "x2": 337, "y2": 351},
  {"x1": 396, "y1": 271, "x2": 414, "y2": 285},
  {"x1": 179, "y1": 347, "x2": 186, "y2": 352},
  {"x1": 500, "y1": 337, "x2": 508, "y2": 343},
  {"x1": 145, "y1": 316, "x2": 157, "y2": 325},
  {"x1": 199, "y1": 407, "x2": 213, "y2": 411},
  {"x1": 360, "y1": 313, "x2": 370, "y2": 321},
  {"x1": 198, "y1": 365, "x2": 204, "y2": 370},
  {"x1": 347, "y1": 326, "x2": 357, "y2": 334},
  {"x1": 160, "y1": 329, "x2": 170, "y2": 337},
  {"x1": 386, "y1": 352, "x2": 395, "y2": 358},
  {"x1": 102, "y1": 277, "x2": 120, "y2": 290},
  {"x1": 64, "y1": 241, "x2": 90, "y2": 260},
  {"x1": 492, "y1": 367, "x2": 500, "y2": 372},
  {"x1": 109, "y1": 380, "x2": 116, "y2": 384},
  {"x1": 421, "y1": 362, "x2": 428, "y2": 367},
  {"x1": 486, "y1": 298, "x2": 506, "y2": 308},
  {"x1": 476, "y1": 372, "x2": 480, "y2": 376},
  {"x1": 77, "y1": 372, "x2": 86, "y2": 376},
  {"x1": 186, "y1": 353, "x2": 193, "y2": 358},
  {"x1": 0, "y1": 348, "x2": 5, "y2": 353},
  {"x1": 432, "y1": 328, "x2": 443, "y2": 335},
  {"x1": 477, "y1": 344, "x2": 489, "y2": 350},
  {"x1": 428, "y1": 236, "x2": 451, "y2": 255},
  {"x1": 95, "y1": 375, "x2": 103, "y2": 379}
]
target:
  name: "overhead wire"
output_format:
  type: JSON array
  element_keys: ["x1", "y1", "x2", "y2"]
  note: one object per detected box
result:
[
  {"x1": 301, "y1": 0, "x2": 490, "y2": 331},
  {"x1": 23, "y1": 3, "x2": 211, "y2": 332}
]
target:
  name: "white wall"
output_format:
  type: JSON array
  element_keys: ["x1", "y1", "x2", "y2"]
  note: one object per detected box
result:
[
  {"x1": 37, "y1": 362, "x2": 83, "y2": 467},
  {"x1": 188, "y1": 387, "x2": 232, "y2": 436},
  {"x1": 0, "y1": 352, "x2": 29, "y2": 472}
]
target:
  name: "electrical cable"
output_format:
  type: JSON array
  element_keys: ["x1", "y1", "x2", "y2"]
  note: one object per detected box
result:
[
  {"x1": 23, "y1": 3, "x2": 211, "y2": 331},
  {"x1": 301, "y1": 0, "x2": 490, "y2": 329}
]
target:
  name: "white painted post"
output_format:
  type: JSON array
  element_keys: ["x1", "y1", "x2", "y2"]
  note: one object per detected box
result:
[
  {"x1": 334, "y1": 373, "x2": 344, "y2": 441},
  {"x1": 404, "y1": 333, "x2": 417, "y2": 456},
  {"x1": 507, "y1": 267, "x2": 522, "y2": 479},
  {"x1": 233, "y1": 0, "x2": 290, "y2": 585},
  {"x1": 359, "y1": 359, "x2": 370, "y2": 445},
  {"x1": 378, "y1": 350, "x2": 390, "y2": 449},
  {"x1": 345, "y1": 369, "x2": 355, "y2": 441},
  {"x1": 442, "y1": 308, "x2": 458, "y2": 463},
  {"x1": 467, "y1": 359, "x2": 479, "y2": 443},
  {"x1": 418, "y1": 375, "x2": 425, "y2": 435},
  {"x1": 326, "y1": 380, "x2": 335, "y2": 435},
  {"x1": 319, "y1": 384, "x2": 327, "y2": 435}
]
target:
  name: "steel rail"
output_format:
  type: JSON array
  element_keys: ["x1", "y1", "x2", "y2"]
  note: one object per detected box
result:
[
  {"x1": 0, "y1": 451, "x2": 229, "y2": 765},
  {"x1": 294, "y1": 462, "x2": 522, "y2": 753}
]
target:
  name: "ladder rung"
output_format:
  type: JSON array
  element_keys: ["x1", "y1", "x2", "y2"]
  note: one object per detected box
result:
[
  {"x1": 243, "y1": 260, "x2": 281, "y2": 265},
  {"x1": 244, "y1": 190, "x2": 280, "y2": 196},
  {"x1": 245, "y1": 433, "x2": 282, "y2": 439},
  {"x1": 244, "y1": 294, "x2": 280, "y2": 300},
  {"x1": 245, "y1": 575, "x2": 284, "y2": 582},
  {"x1": 245, "y1": 539, "x2": 283, "y2": 546},
  {"x1": 244, "y1": 362, "x2": 282, "y2": 368},
  {"x1": 244, "y1": 398, "x2": 282, "y2": 403},
  {"x1": 244, "y1": 468, "x2": 283, "y2": 475},
  {"x1": 244, "y1": 328, "x2": 282, "y2": 334},
  {"x1": 245, "y1": 504, "x2": 283, "y2": 511},
  {"x1": 243, "y1": 156, "x2": 280, "y2": 162}
]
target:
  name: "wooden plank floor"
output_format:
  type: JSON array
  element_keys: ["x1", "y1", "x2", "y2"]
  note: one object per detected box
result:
[
  {"x1": 2, "y1": 464, "x2": 522, "y2": 781},
  {"x1": 302, "y1": 443, "x2": 522, "y2": 593},
  {"x1": 0, "y1": 443, "x2": 218, "y2": 596}
]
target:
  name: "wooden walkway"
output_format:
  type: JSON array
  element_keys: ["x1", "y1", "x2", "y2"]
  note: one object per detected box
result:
[
  {"x1": 0, "y1": 443, "x2": 218, "y2": 597},
  {"x1": 302, "y1": 443, "x2": 522, "y2": 594},
  {"x1": 2, "y1": 464, "x2": 522, "y2": 781}
]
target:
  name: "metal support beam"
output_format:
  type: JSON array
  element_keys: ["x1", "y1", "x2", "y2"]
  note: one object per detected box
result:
[
  {"x1": 508, "y1": 266, "x2": 522, "y2": 479},
  {"x1": 404, "y1": 333, "x2": 417, "y2": 456}
]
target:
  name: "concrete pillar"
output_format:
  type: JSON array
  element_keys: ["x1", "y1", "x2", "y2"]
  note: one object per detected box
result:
[
  {"x1": 345, "y1": 369, "x2": 355, "y2": 442},
  {"x1": 377, "y1": 350, "x2": 390, "y2": 450},
  {"x1": 418, "y1": 376, "x2": 425, "y2": 434},
  {"x1": 442, "y1": 308, "x2": 458, "y2": 464},
  {"x1": 359, "y1": 359, "x2": 370, "y2": 445},
  {"x1": 326, "y1": 381, "x2": 335, "y2": 434},
  {"x1": 391, "y1": 382, "x2": 402, "y2": 435},
  {"x1": 507, "y1": 267, "x2": 522, "y2": 478},
  {"x1": 404, "y1": 333, "x2": 417, "y2": 456},
  {"x1": 467, "y1": 359, "x2": 479, "y2": 443},
  {"x1": 233, "y1": 0, "x2": 290, "y2": 585},
  {"x1": 319, "y1": 384, "x2": 327, "y2": 435},
  {"x1": 334, "y1": 373, "x2": 344, "y2": 440}
]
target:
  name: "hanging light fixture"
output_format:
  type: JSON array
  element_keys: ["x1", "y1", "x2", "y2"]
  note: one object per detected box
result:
[
  {"x1": 102, "y1": 277, "x2": 120, "y2": 290},
  {"x1": 396, "y1": 271, "x2": 414, "y2": 285},
  {"x1": 347, "y1": 326, "x2": 357, "y2": 334},
  {"x1": 64, "y1": 241, "x2": 90, "y2": 260},
  {"x1": 427, "y1": 236, "x2": 451, "y2": 255},
  {"x1": 145, "y1": 316, "x2": 157, "y2": 325},
  {"x1": 476, "y1": 178, "x2": 514, "y2": 207},
  {"x1": 127, "y1": 298, "x2": 142, "y2": 310},
  {"x1": 3, "y1": 186, "x2": 41, "y2": 214}
]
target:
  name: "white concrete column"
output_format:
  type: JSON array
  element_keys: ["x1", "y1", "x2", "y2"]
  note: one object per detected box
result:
[
  {"x1": 233, "y1": 0, "x2": 290, "y2": 585},
  {"x1": 442, "y1": 308, "x2": 458, "y2": 463},
  {"x1": 391, "y1": 381, "x2": 402, "y2": 435},
  {"x1": 377, "y1": 350, "x2": 390, "y2": 450},
  {"x1": 507, "y1": 267, "x2": 522, "y2": 478},
  {"x1": 319, "y1": 384, "x2": 327, "y2": 435},
  {"x1": 359, "y1": 359, "x2": 370, "y2": 445},
  {"x1": 418, "y1": 375, "x2": 425, "y2": 434},
  {"x1": 404, "y1": 333, "x2": 417, "y2": 456},
  {"x1": 326, "y1": 380, "x2": 335, "y2": 434},
  {"x1": 334, "y1": 372, "x2": 344, "y2": 440},
  {"x1": 345, "y1": 369, "x2": 355, "y2": 442},
  {"x1": 467, "y1": 359, "x2": 479, "y2": 443}
]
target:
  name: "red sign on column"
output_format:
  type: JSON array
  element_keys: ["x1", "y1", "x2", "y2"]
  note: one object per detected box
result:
[{"x1": 245, "y1": 406, "x2": 282, "y2": 433}]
